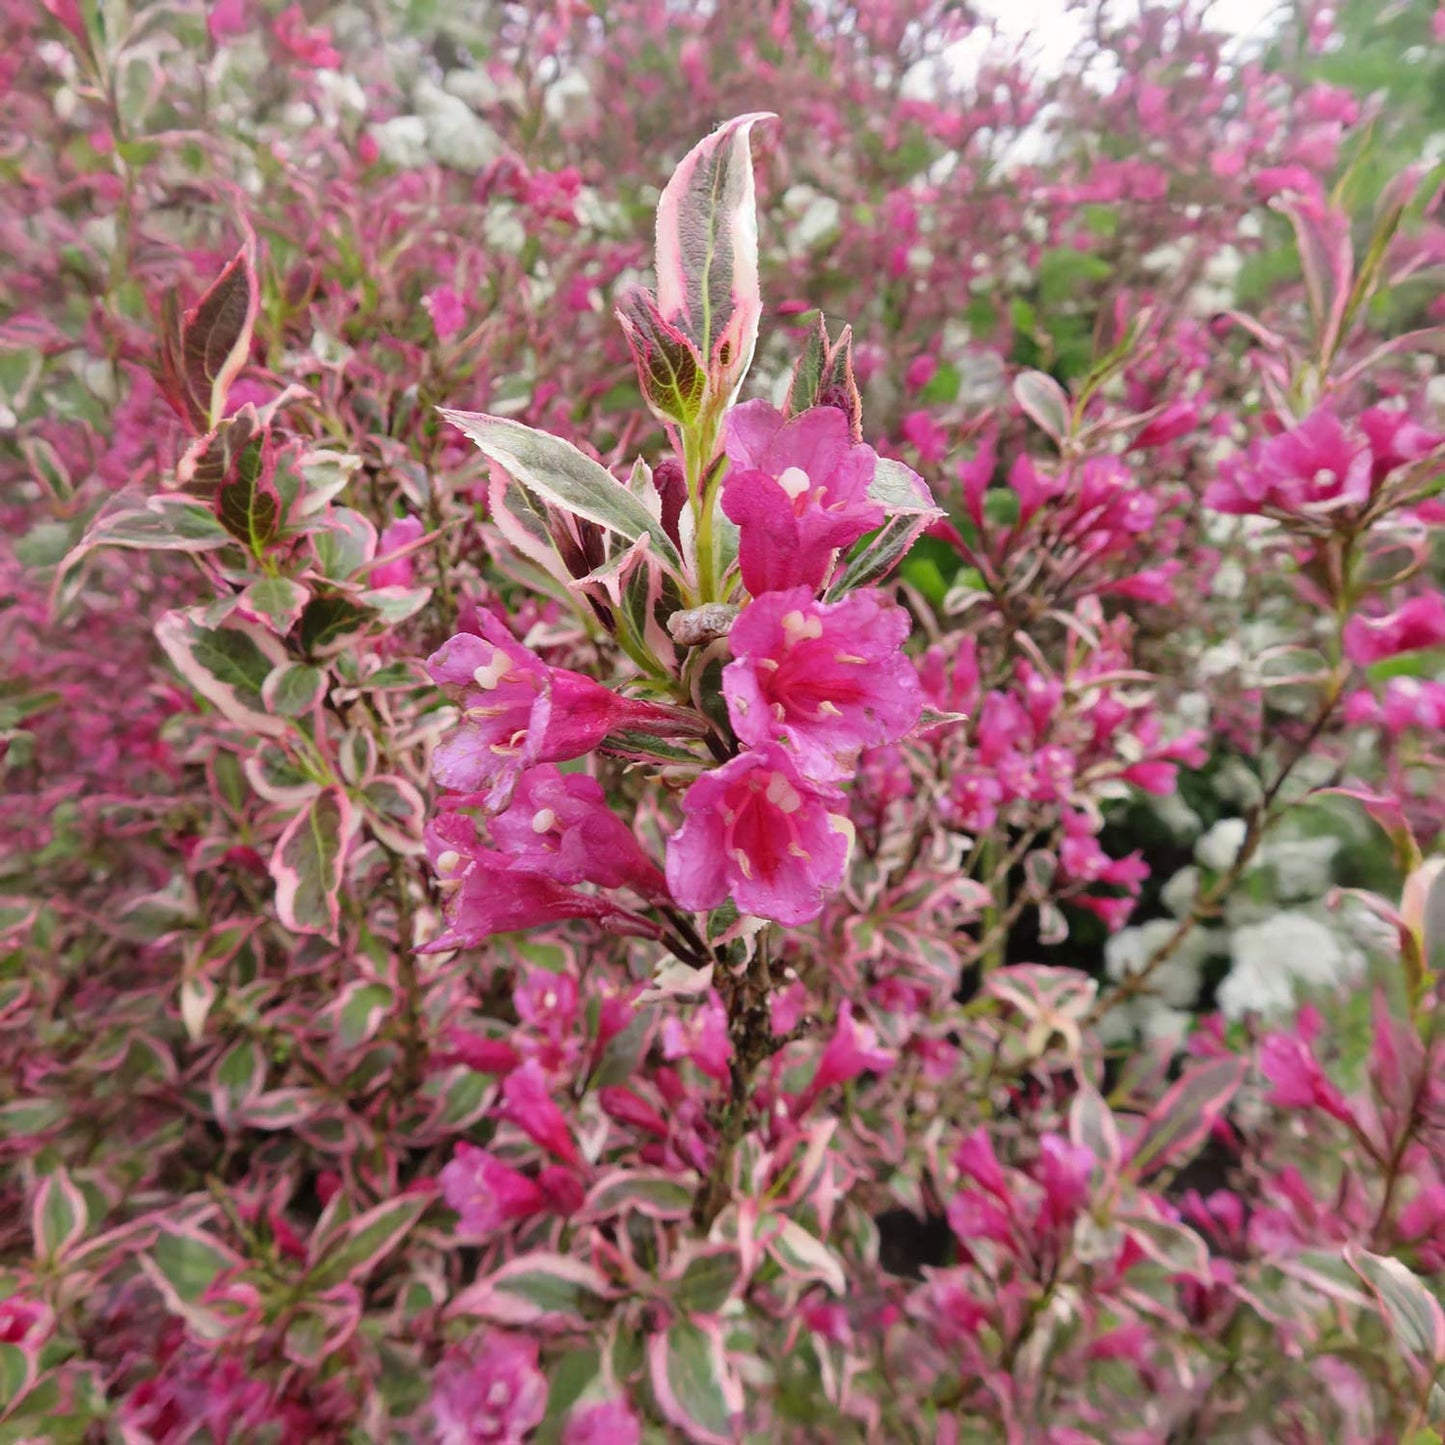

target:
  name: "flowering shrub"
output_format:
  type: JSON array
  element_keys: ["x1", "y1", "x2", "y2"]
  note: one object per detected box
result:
[{"x1": 6, "y1": 1, "x2": 1445, "y2": 1441}]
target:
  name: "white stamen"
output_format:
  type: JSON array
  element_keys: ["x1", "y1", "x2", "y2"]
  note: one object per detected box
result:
[
  {"x1": 781, "y1": 609, "x2": 824, "y2": 645},
  {"x1": 777, "y1": 466, "x2": 811, "y2": 500},
  {"x1": 766, "y1": 772, "x2": 802, "y2": 813},
  {"x1": 472, "y1": 652, "x2": 514, "y2": 690},
  {"x1": 436, "y1": 849, "x2": 461, "y2": 874},
  {"x1": 531, "y1": 808, "x2": 556, "y2": 834}
]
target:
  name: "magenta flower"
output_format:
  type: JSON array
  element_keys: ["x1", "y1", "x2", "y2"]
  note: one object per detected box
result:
[
  {"x1": 1203, "y1": 409, "x2": 1372, "y2": 518},
  {"x1": 424, "y1": 285, "x2": 467, "y2": 342},
  {"x1": 430, "y1": 1333, "x2": 547, "y2": 1445},
  {"x1": 513, "y1": 968, "x2": 580, "y2": 1042},
  {"x1": 720, "y1": 401, "x2": 885, "y2": 595},
  {"x1": 563, "y1": 1398, "x2": 642, "y2": 1445},
  {"x1": 440, "y1": 1143, "x2": 546, "y2": 1236},
  {"x1": 800, "y1": 1002, "x2": 893, "y2": 1107},
  {"x1": 1035, "y1": 1133, "x2": 1095, "y2": 1232},
  {"x1": 665, "y1": 743, "x2": 852, "y2": 925},
  {"x1": 423, "y1": 815, "x2": 635, "y2": 952},
  {"x1": 495, "y1": 1058, "x2": 580, "y2": 1167},
  {"x1": 722, "y1": 587, "x2": 921, "y2": 781},
  {"x1": 1258, "y1": 1032, "x2": 1356, "y2": 1126},
  {"x1": 491, "y1": 765, "x2": 668, "y2": 898},
  {"x1": 371, "y1": 516, "x2": 425, "y2": 589},
  {"x1": 1343, "y1": 593, "x2": 1445, "y2": 666},
  {"x1": 427, "y1": 616, "x2": 683, "y2": 812},
  {"x1": 660, "y1": 989, "x2": 734, "y2": 1083}
]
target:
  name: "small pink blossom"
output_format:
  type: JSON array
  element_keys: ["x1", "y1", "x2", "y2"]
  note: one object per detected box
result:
[
  {"x1": 1036, "y1": 1133, "x2": 1094, "y2": 1231},
  {"x1": 1204, "y1": 409, "x2": 1371, "y2": 518},
  {"x1": 427, "y1": 617, "x2": 685, "y2": 811},
  {"x1": 801, "y1": 1002, "x2": 894, "y2": 1105},
  {"x1": 495, "y1": 1058, "x2": 580, "y2": 1167},
  {"x1": 272, "y1": 4, "x2": 341, "y2": 68},
  {"x1": 207, "y1": 0, "x2": 249, "y2": 42},
  {"x1": 660, "y1": 989, "x2": 734, "y2": 1083},
  {"x1": 1343, "y1": 593, "x2": 1445, "y2": 666},
  {"x1": 723, "y1": 587, "x2": 921, "y2": 781},
  {"x1": 371, "y1": 516, "x2": 425, "y2": 589},
  {"x1": 430, "y1": 1333, "x2": 547, "y2": 1445},
  {"x1": 440, "y1": 1144, "x2": 546, "y2": 1236},
  {"x1": 665, "y1": 743, "x2": 852, "y2": 925},
  {"x1": 423, "y1": 814, "x2": 638, "y2": 951},
  {"x1": 1258, "y1": 1032, "x2": 1356, "y2": 1126},
  {"x1": 491, "y1": 765, "x2": 667, "y2": 898},
  {"x1": 513, "y1": 968, "x2": 580, "y2": 1041},
  {"x1": 563, "y1": 1398, "x2": 641, "y2": 1445},
  {"x1": 424, "y1": 286, "x2": 467, "y2": 342},
  {"x1": 721, "y1": 401, "x2": 885, "y2": 595}
]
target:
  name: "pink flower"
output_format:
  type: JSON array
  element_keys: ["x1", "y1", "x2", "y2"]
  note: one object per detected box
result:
[
  {"x1": 1343, "y1": 593, "x2": 1445, "y2": 666},
  {"x1": 665, "y1": 743, "x2": 852, "y2": 925},
  {"x1": 424, "y1": 286, "x2": 467, "y2": 342},
  {"x1": 495, "y1": 1058, "x2": 580, "y2": 1166},
  {"x1": 513, "y1": 968, "x2": 579, "y2": 1040},
  {"x1": 723, "y1": 587, "x2": 921, "y2": 781},
  {"x1": 427, "y1": 616, "x2": 685, "y2": 811},
  {"x1": 272, "y1": 4, "x2": 341, "y2": 68},
  {"x1": 954, "y1": 1128, "x2": 1009, "y2": 1198},
  {"x1": 800, "y1": 1002, "x2": 893, "y2": 1105},
  {"x1": 491, "y1": 765, "x2": 667, "y2": 898},
  {"x1": 371, "y1": 516, "x2": 424, "y2": 589},
  {"x1": 1035, "y1": 1133, "x2": 1094, "y2": 1231},
  {"x1": 1204, "y1": 410, "x2": 1372, "y2": 518},
  {"x1": 563, "y1": 1399, "x2": 641, "y2": 1445},
  {"x1": 430, "y1": 1333, "x2": 547, "y2": 1445},
  {"x1": 207, "y1": 0, "x2": 249, "y2": 42},
  {"x1": 1258, "y1": 1032, "x2": 1356, "y2": 1126},
  {"x1": 440, "y1": 1144, "x2": 546, "y2": 1236},
  {"x1": 720, "y1": 401, "x2": 885, "y2": 595},
  {"x1": 660, "y1": 989, "x2": 733, "y2": 1083},
  {"x1": 423, "y1": 814, "x2": 638, "y2": 952}
]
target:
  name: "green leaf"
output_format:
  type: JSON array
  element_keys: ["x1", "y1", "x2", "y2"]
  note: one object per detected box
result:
[
  {"x1": 583, "y1": 1170, "x2": 695, "y2": 1221},
  {"x1": 672, "y1": 1246, "x2": 741, "y2": 1314},
  {"x1": 307, "y1": 1194, "x2": 430, "y2": 1290},
  {"x1": 150, "y1": 1227, "x2": 242, "y2": 1304},
  {"x1": 449, "y1": 1253, "x2": 612, "y2": 1327},
  {"x1": 262, "y1": 663, "x2": 326, "y2": 717},
  {"x1": 270, "y1": 788, "x2": 350, "y2": 939},
  {"x1": 648, "y1": 1318, "x2": 742, "y2": 1445},
  {"x1": 240, "y1": 577, "x2": 308, "y2": 636},
  {"x1": 440, "y1": 411, "x2": 684, "y2": 578},
  {"x1": 214, "y1": 434, "x2": 282, "y2": 554},
  {"x1": 32, "y1": 1169, "x2": 87, "y2": 1261},
  {"x1": 62, "y1": 494, "x2": 233, "y2": 579},
  {"x1": 1348, "y1": 1246, "x2": 1445, "y2": 1368},
  {"x1": 154, "y1": 610, "x2": 288, "y2": 737},
  {"x1": 300, "y1": 594, "x2": 377, "y2": 655}
]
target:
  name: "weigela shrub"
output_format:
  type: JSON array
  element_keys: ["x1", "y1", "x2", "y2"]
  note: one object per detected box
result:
[{"x1": 5, "y1": 2, "x2": 1445, "y2": 1441}]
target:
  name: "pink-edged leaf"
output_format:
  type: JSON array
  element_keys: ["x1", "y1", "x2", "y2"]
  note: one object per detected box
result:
[
  {"x1": 146, "y1": 1224, "x2": 247, "y2": 1308},
  {"x1": 1069, "y1": 1086, "x2": 1122, "y2": 1177},
  {"x1": 31, "y1": 1168, "x2": 88, "y2": 1262},
  {"x1": 582, "y1": 1170, "x2": 697, "y2": 1222},
  {"x1": 448, "y1": 1253, "x2": 612, "y2": 1329},
  {"x1": 61, "y1": 493, "x2": 233, "y2": 578},
  {"x1": 653, "y1": 112, "x2": 773, "y2": 400},
  {"x1": 615, "y1": 287, "x2": 707, "y2": 428},
  {"x1": 1274, "y1": 197, "x2": 1352, "y2": 364},
  {"x1": 1014, "y1": 370, "x2": 1071, "y2": 443},
  {"x1": 441, "y1": 410, "x2": 684, "y2": 577},
  {"x1": 154, "y1": 607, "x2": 289, "y2": 737},
  {"x1": 648, "y1": 1317, "x2": 744, "y2": 1445},
  {"x1": 237, "y1": 1088, "x2": 323, "y2": 1130},
  {"x1": 762, "y1": 1216, "x2": 846, "y2": 1294},
  {"x1": 332, "y1": 981, "x2": 396, "y2": 1052},
  {"x1": 306, "y1": 1192, "x2": 431, "y2": 1291},
  {"x1": 210, "y1": 1038, "x2": 266, "y2": 1128},
  {"x1": 1127, "y1": 1056, "x2": 1244, "y2": 1180},
  {"x1": 159, "y1": 227, "x2": 260, "y2": 433},
  {"x1": 668, "y1": 1244, "x2": 743, "y2": 1315},
  {"x1": 262, "y1": 662, "x2": 326, "y2": 717},
  {"x1": 829, "y1": 458, "x2": 944, "y2": 596},
  {"x1": 1346, "y1": 1246, "x2": 1445, "y2": 1369},
  {"x1": 239, "y1": 577, "x2": 308, "y2": 636},
  {"x1": 214, "y1": 429, "x2": 282, "y2": 554},
  {"x1": 1118, "y1": 1209, "x2": 1211, "y2": 1284},
  {"x1": 362, "y1": 774, "x2": 427, "y2": 855},
  {"x1": 270, "y1": 788, "x2": 351, "y2": 939}
]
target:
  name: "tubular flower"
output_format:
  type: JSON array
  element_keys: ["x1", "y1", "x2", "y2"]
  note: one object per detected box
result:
[
  {"x1": 426, "y1": 615, "x2": 686, "y2": 812},
  {"x1": 720, "y1": 401, "x2": 884, "y2": 595},
  {"x1": 665, "y1": 742, "x2": 852, "y2": 925},
  {"x1": 723, "y1": 586, "x2": 922, "y2": 780}
]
